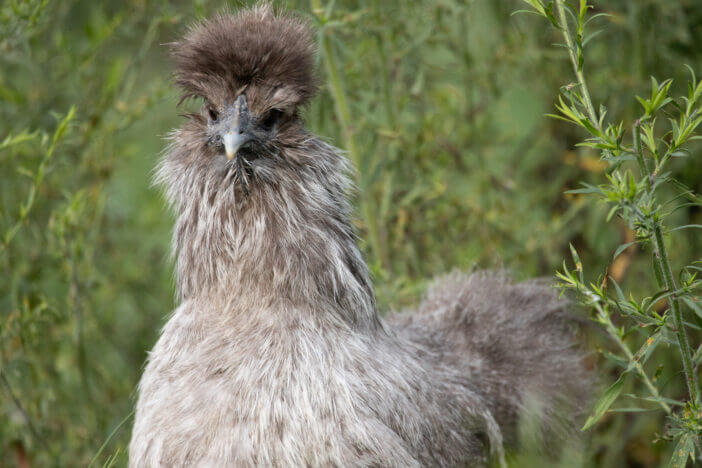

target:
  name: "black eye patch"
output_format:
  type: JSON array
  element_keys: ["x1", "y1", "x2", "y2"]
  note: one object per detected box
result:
[
  {"x1": 260, "y1": 109, "x2": 282, "y2": 130},
  {"x1": 207, "y1": 106, "x2": 219, "y2": 122}
]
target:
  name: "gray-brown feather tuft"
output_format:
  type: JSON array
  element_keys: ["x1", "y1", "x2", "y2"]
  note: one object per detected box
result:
[
  {"x1": 391, "y1": 270, "x2": 591, "y2": 449},
  {"x1": 172, "y1": 4, "x2": 318, "y2": 105}
]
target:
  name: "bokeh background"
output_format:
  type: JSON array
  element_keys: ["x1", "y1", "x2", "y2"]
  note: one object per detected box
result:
[{"x1": 1, "y1": 0, "x2": 701, "y2": 466}]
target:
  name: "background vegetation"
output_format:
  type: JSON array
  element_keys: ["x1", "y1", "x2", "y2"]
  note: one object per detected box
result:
[{"x1": 1, "y1": 0, "x2": 700, "y2": 466}]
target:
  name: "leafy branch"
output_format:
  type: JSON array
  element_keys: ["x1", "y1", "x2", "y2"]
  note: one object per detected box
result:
[
  {"x1": 309, "y1": 0, "x2": 387, "y2": 270},
  {"x1": 519, "y1": 0, "x2": 702, "y2": 465},
  {"x1": 1, "y1": 106, "x2": 76, "y2": 252}
]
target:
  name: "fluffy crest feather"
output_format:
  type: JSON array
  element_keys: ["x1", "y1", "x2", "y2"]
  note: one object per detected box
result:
[{"x1": 172, "y1": 4, "x2": 318, "y2": 106}]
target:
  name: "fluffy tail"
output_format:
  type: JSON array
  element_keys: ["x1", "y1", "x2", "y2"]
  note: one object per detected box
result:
[{"x1": 397, "y1": 271, "x2": 591, "y2": 451}]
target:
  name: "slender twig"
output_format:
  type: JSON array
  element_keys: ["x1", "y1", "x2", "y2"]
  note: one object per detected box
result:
[
  {"x1": 600, "y1": 313, "x2": 671, "y2": 414},
  {"x1": 554, "y1": 0, "x2": 598, "y2": 128},
  {"x1": 87, "y1": 410, "x2": 134, "y2": 468},
  {"x1": 68, "y1": 246, "x2": 92, "y2": 402},
  {"x1": 576, "y1": 286, "x2": 672, "y2": 414},
  {"x1": 309, "y1": 0, "x2": 386, "y2": 269},
  {"x1": 633, "y1": 123, "x2": 699, "y2": 403},
  {"x1": 0, "y1": 370, "x2": 49, "y2": 449},
  {"x1": 1, "y1": 106, "x2": 76, "y2": 254},
  {"x1": 651, "y1": 224, "x2": 699, "y2": 403}
]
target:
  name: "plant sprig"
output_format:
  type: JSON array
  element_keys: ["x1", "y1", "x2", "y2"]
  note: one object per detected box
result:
[{"x1": 519, "y1": 0, "x2": 702, "y2": 465}]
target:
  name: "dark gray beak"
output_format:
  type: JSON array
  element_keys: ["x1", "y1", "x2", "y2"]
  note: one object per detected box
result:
[{"x1": 222, "y1": 95, "x2": 252, "y2": 161}]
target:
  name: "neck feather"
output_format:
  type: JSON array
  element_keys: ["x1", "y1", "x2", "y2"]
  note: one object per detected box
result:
[{"x1": 157, "y1": 134, "x2": 379, "y2": 328}]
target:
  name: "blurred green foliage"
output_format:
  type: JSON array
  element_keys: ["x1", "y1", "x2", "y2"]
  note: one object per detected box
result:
[{"x1": 1, "y1": 0, "x2": 700, "y2": 466}]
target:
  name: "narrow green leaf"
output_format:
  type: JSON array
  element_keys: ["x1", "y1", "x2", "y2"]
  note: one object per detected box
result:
[
  {"x1": 88, "y1": 410, "x2": 134, "y2": 468},
  {"x1": 581, "y1": 375, "x2": 625, "y2": 431},
  {"x1": 520, "y1": 0, "x2": 547, "y2": 16},
  {"x1": 543, "y1": 2, "x2": 562, "y2": 30},
  {"x1": 599, "y1": 348, "x2": 628, "y2": 368},
  {"x1": 569, "y1": 243, "x2": 584, "y2": 283},
  {"x1": 0, "y1": 129, "x2": 38, "y2": 153},
  {"x1": 613, "y1": 242, "x2": 636, "y2": 260},
  {"x1": 693, "y1": 344, "x2": 702, "y2": 365},
  {"x1": 682, "y1": 297, "x2": 702, "y2": 321},
  {"x1": 644, "y1": 289, "x2": 674, "y2": 313},
  {"x1": 623, "y1": 394, "x2": 684, "y2": 406},
  {"x1": 511, "y1": 9, "x2": 547, "y2": 17},
  {"x1": 668, "y1": 432, "x2": 694, "y2": 468},
  {"x1": 668, "y1": 224, "x2": 702, "y2": 232},
  {"x1": 584, "y1": 12, "x2": 613, "y2": 27},
  {"x1": 631, "y1": 332, "x2": 662, "y2": 367},
  {"x1": 607, "y1": 407, "x2": 657, "y2": 413},
  {"x1": 582, "y1": 29, "x2": 603, "y2": 47},
  {"x1": 566, "y1": 182, "x2": 602, "y2": 195},
  {"x1": 609, "y1": 277, "x2": 626, "y2": 304},
  {"x1": 606, "y1": 205, "x2": 619, "y2": 222}
]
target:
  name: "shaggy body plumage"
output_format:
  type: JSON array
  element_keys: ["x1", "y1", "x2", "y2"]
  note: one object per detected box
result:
[{"x1": 129, "y1": 5, "x2": 589, "y2": 466}]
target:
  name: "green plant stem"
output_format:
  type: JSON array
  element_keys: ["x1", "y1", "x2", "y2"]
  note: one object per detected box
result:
[
  {"x1": 87, "y1": 410, "x2": 134, "y2": 468},
  {"x1": 310, "y1": 0, "x2": 386, "y2": 269},
  {"x1": 652, "y1": 223, "x2": 698, "y2": 403},
  {"x1": 555, "y1": 0, "x2": 599, "y2": 127},
  {"x1": 604, "y1": 325, "x2": 671, "y2": 414},
  {"x1": 607, "y1": 334, "x2": 670, "y2": 414},
  {"x1": 633, "y1": 124, "x2": 699, "y2": 403},
  {"x1": 1, "y1": 106, "x2": 75, "y2": 254},
  {"x1": 581, "y1": 291, "x2": 672, "y2": 414},
  {"x1": 632, "y1": 123, "x2": 651, "y2": 191},
  {"x1": 1, "y1": 371, "x2": 49, "y2": 449}
]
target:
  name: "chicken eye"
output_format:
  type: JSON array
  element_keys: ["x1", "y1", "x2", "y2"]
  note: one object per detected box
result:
[
  {"x1": 261, "y1": 109, "x2": 282, "y2": 130},
  {"x1": 207, "y1": 106, "x2": 219, "y2": 122}
]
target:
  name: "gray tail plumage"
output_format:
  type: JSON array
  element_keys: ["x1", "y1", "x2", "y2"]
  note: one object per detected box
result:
[{"x1": 409, "y1": 271, "x2": 591, "y2": 452}]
